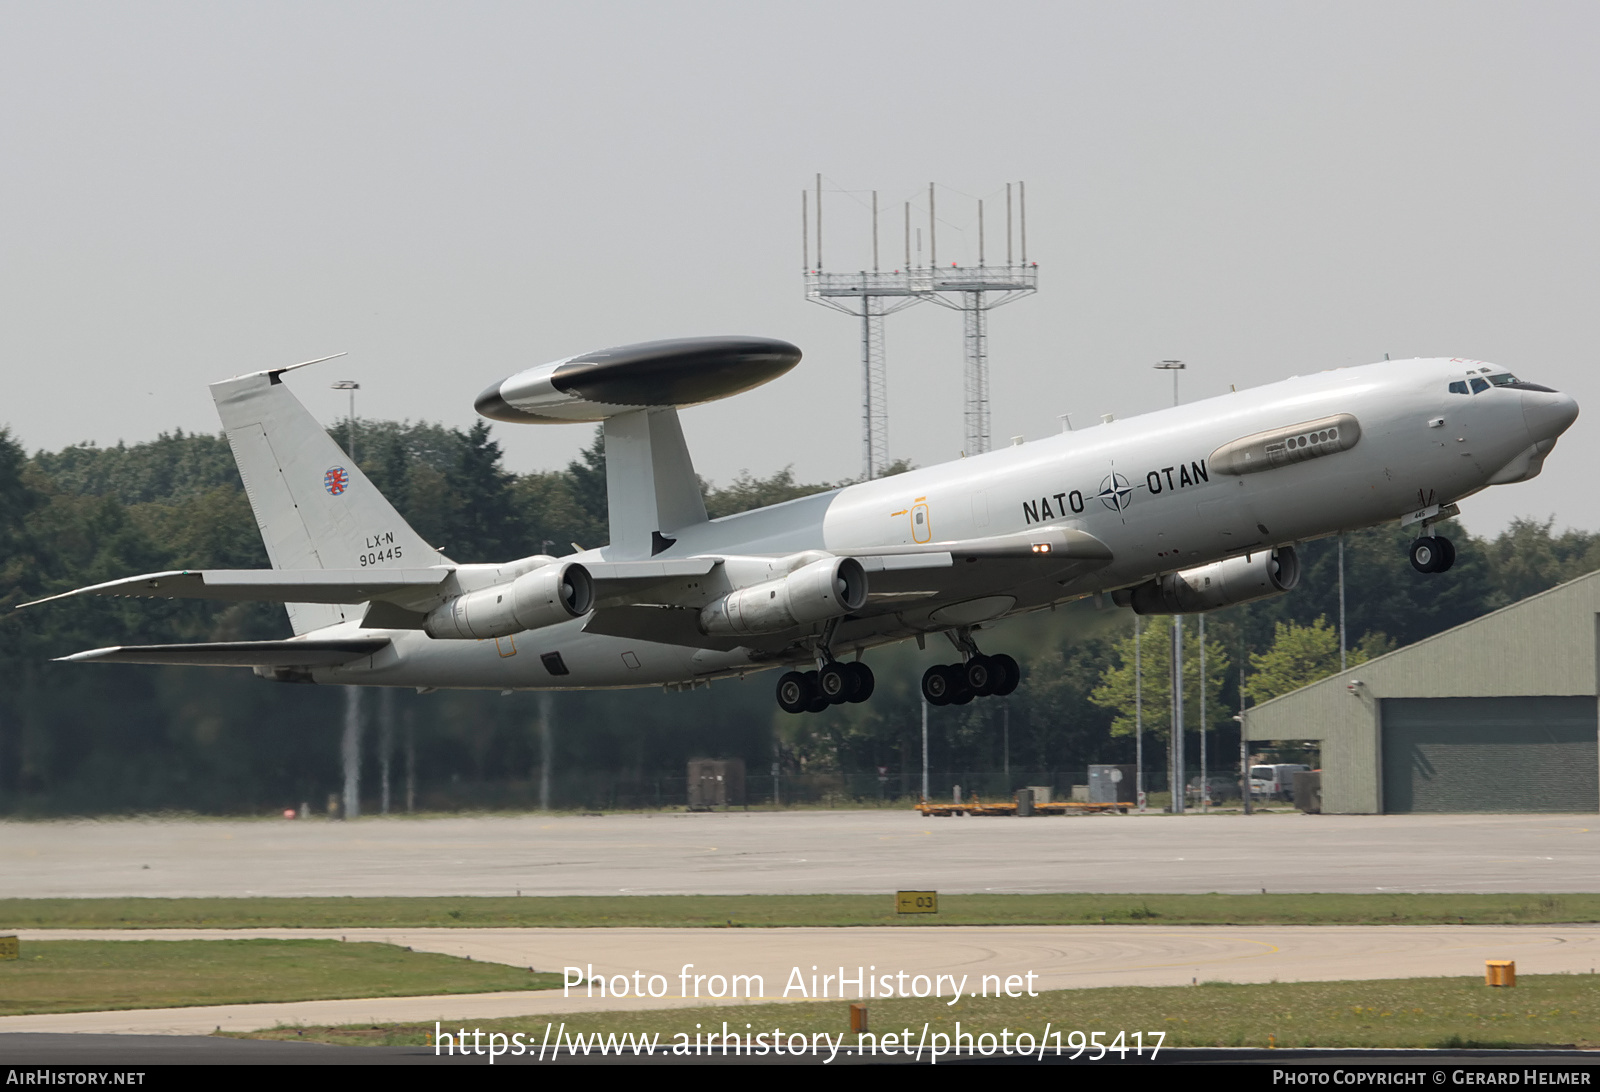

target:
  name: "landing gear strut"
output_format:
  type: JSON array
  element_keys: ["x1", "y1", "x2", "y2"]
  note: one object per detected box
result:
[
  {"x1": 775, "y1": 622, "x2": 876, "y2": 714},
  {"x1": 919, "y1": 628, "x2": 1020, "y2": 707},
  {"x1": 1409, "y1": 534, "x2": 1456, "y2": 573}
]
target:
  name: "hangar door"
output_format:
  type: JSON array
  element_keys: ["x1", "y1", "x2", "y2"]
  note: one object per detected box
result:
[{"x1": 1381, "y1": 697, "x2": 1598, "y2": 813}]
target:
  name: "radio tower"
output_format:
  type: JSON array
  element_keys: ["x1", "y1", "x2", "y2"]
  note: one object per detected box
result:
[
  {"x1": 803, "y1": 178, "x2": 1038, "y2": 469},
  {"x1": 803, "y1": 175, "x2": 927, "y2": 480},
  {"x1": 921, "y1": 182, "x2": 1038, "y2": 456}
]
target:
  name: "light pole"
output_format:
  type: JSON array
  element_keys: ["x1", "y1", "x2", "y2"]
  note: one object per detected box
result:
[
  {"x1": 331, "y1": 380, "x2": 360, "y2": 462},
  {"x1": 1339, "y1": 536, "x2": 1347, "y2": 672},
  {"x1": 1199, "y1": 613, "x2": 1207, "y2": 811},
  {"x1": 331, "y1": 379, "x2": 361, "y2": 819},
  {"x1": 1155, "y1": 360, "x2": 1185, "y2": 407},
  {"x1": 1154, "y1": 361, "x2": 1186, "y2": 813},
  {"x1": 1134, "y1": 615, "x2": 1144, "y2": 812}
]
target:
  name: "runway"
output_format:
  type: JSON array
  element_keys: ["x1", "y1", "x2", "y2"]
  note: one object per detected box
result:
[
  {"x1": 4, "y1": 923, "x2": 1597, "y2": 1035},
  {"x1": 3, "y1": 810, "x2": 1597, "y2": 897}
]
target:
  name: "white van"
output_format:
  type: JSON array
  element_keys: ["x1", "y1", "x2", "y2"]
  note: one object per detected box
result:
[{"x1": 1249, "y1": 764, "x2": 1311, "y2": 800}]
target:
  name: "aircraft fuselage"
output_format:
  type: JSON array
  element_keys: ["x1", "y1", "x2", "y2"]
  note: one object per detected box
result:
[{"x1": 325, "y1": 357, "x2": 1574, "y2": 692}]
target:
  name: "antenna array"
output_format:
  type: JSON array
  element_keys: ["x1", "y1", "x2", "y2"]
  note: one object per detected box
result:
[{"x1": 803, "y1": 178, "x2": 1039, "y2": 475}]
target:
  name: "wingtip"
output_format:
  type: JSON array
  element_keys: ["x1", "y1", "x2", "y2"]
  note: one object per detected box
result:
[{"x1": 53, "y1": 647, "x2": 117, "y2": 663}]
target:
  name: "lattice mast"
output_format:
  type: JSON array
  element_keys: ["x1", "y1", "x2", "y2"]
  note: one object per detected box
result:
[
  {"x1": 803, "y1": 175, "x2": 925, "y2": 480},
  {"x1": 921, "y1": 182, "x2": 1038, "y2": 456},
  {"x1": 803, "y1": 178, "x2": 1039, "y2": 469}
]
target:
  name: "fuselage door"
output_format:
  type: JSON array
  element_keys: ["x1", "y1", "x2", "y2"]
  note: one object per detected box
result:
[{"x1": 911, "y1": 501, "x2": 932, "y2": 544}]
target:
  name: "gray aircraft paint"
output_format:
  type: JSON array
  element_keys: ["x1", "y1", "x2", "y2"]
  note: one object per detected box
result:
[{"x1": 31, "y1": 353, "x2": 1578, "y2": 697}]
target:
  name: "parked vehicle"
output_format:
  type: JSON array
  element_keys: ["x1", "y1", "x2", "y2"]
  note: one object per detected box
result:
[
  {"x1": 1185, "y1": 774, "x2": 1241, "y2": 804},
  {"x1": 1249, "y1": 764, "x2": 1311, "y2": 800}
]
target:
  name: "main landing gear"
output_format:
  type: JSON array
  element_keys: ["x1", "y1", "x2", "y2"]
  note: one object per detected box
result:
[
  {"x1": 1409, "y1": 534, "x2": 1456, "y2": 573},
  {"x1": 775, "y1": 660, "x2": 875, "y2": 714},
  {"x1": 920, "y1": 629, "x2": 1020, "y2": 707},
  {"x1": 776, "y1": 619, "x2": 876, "y2": 714}
]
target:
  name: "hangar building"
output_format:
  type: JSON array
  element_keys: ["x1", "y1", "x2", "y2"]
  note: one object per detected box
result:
[{"x1": 1241, "y1": 569, "x2": 1600, "y2": 814}]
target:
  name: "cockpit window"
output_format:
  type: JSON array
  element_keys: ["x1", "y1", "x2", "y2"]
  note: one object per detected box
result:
[
  {"x1": 1470, "y1": 377, "x2": 1490, "y2": 394},
  {"x1": 1448, "y1": 381, "x2": 1469, "y2": 395},
  {"x1": 1487, "y1": 373, "x2": 1558, "y2": 393}
]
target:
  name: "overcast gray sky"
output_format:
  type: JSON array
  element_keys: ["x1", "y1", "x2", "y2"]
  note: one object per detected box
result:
[{"x1": 2, "y1": 2, "x2": 1595, "y2": 537}]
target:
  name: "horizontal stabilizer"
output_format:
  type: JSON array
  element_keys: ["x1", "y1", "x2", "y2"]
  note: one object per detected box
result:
[
  {"x1": 18, "y1": 568, "x2": 452, "y2": 609},
  {"x1": 57, "y1": 638, "x2": 390, "y2": 668}
]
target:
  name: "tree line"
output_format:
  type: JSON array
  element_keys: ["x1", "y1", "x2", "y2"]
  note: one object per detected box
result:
[{"x1": 1, "y1": 417, "x2": 1596, "y2": 814}]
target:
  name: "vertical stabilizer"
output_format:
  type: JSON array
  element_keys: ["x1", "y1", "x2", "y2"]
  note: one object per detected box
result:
[
  {"x1": 602, "y1": 408, "x2": 708, "y2": 559},
  {"x1": 211, "y1": 370, "x2": 448, "y2": 634}
]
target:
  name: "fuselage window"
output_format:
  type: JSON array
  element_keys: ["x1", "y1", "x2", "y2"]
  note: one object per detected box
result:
[
  {"x1": 1448, "y1": 381, "x2": 1469, "y2": 395},
  {"x1": 1469, "y1": 377, "x2": 1490, "y2": 394}
]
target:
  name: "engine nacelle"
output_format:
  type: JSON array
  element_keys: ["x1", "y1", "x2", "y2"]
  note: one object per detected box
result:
[
  {"x1": 424, "y1": 562, "x2": 594, "y2": 639},
  {"x1": 1114, "y1": 547, "x2": 1300, "y2": 615},
  {"x1": 700, "y1": 556, "x2": 868, "y2": 636}
]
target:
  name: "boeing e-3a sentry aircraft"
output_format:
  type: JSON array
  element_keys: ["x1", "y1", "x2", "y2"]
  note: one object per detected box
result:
[{"x1": 24, "y1": 338, "x2": 1579, "y2": 714}]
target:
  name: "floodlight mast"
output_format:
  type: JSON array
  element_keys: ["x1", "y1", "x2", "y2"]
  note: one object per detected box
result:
[
  {"x1": 1154, "y1": 359, "x2": 1187, "y2": 814},
  {"x1": 803, "y1": 179, "x2": 1040, "y2": 475}
]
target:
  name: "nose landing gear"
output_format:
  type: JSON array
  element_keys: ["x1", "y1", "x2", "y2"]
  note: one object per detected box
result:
[{"x1": 1409, "y1": 535, "x2": 1456, "y2": 573}]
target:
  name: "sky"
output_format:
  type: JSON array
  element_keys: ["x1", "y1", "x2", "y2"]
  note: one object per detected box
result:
[{"x1": 1, "y1": 2, "x2": 1596, "y2": 538}]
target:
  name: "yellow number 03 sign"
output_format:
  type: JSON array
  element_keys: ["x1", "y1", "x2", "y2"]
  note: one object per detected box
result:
[{"x1": 896, "y1": 891, "x2": 937, "y2": 914}]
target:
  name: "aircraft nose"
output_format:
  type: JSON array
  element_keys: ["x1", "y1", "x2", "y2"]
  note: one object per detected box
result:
[{"x1": 1523, "y1": 389, "x2": 1579, "y2": 442}]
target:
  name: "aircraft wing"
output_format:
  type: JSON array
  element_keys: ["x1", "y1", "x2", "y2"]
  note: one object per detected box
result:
[
  {"x1": 16, "y1": 569, "x2": 454, "y2": 609},
  {"x1": 582, "y1": 558, "x2": 721, "y2": 609},
  {"x1": 843, "y1": 526, "x2": 1113, "y2": 607},
  {"x1": 838, "y1": 525, "x2": 1111, "y2": 564},
  {"x1": 582, "y1": 527, "x2": 1113, "y2": 649},
  {"x1": 56, "y1": 638, "x2": 390, "y2": 667}
]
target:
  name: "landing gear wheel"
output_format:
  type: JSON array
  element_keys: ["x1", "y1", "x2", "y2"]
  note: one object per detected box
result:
[
  {"x1": 817, "y1": 661, "x2": 855, "y2": 705},
  {"x1": 845, "y1": 662, "x2": 875, "y2": 703},
  {"x1": 921, "y1": 664, "x2": 954, "y2": 706},
  {"x1": 1410, "y1": 536, "x2": 1450, "y2": 574},
  {"x1": 949, "y1": 681, "x2": 975, "y2": 706},
  {"x1": 989, "y1": 653, "x2": 1021, "y2": 696},
  {"x1": 802, "y1": 670, "x2": 831, "y2": 713},
  {"x1": 776, "y1": 671, "x2": 811, "y2": 715},
  {"x1": 962, "y1": 655, "x2": 996, "y2": 696}
]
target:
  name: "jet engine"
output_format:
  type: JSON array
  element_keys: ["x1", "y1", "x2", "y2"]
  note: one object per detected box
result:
[
  {"x1": 424, "y1": 562, "x2": 595, "y2": 640},
  {"x1": 1113, "y1": 547, "x2": 1300, "y2": 615},
  {"x1": 700, "y1": 556, "x2": 868, "y2": 636}
]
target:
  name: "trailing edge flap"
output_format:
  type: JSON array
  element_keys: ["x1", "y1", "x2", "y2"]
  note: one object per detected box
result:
[
  {"x1": 584, "y1": 557, "x2": 720, "y2": 609},
  {"x1": 582, "y1": 605, "x2": 743, "y2": 651},
  {"x1": 17, "y1": 568, "x2": 453, "y2": 609},
  {"x1": 56, "y1": 638, "x2": 391, "y2": 668}
]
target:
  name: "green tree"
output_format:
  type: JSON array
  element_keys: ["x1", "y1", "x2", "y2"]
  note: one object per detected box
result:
[
  {"x1": 1479, "y1": 517, "x2": 1600, "y2": 607},
  {"x1": 566, "y1": 428, "x2": 609, "y2": 545},
  {"x1": 1090, "y1": 615, "x2": 1232, "y2": 742},
  {"x1": 1242, "y1": 616, "x2": 1368, "y2": 704},
  {"x1": 441, "y1": 421, "x2": 524, "y2": 561}
]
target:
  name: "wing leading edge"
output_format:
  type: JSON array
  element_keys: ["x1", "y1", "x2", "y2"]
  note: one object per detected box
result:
[
  {"x1": 58, "y1": 638, "x2": 391, "y2": 668},
  {"x1": 16, "y1": 569, "x2": 453, "y2": 609}
]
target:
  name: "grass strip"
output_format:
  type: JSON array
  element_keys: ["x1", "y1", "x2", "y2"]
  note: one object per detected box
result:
[
  {"x1": 232, "y1": 974, "x2": 1600, "y2": 1052},
  {"x1": 0, "y1": 939, "x2": 562, "y2": 1016},
  {"x1": 2, "y1": 893, "x2": 1599, "y2": 930}
]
